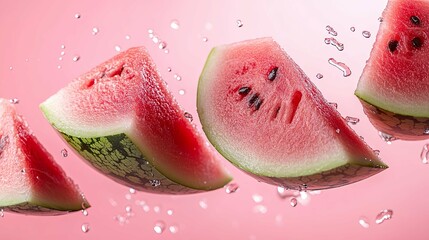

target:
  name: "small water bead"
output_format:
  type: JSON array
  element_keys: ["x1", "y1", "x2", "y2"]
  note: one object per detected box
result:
[
  {"x1": 420, "y1": 144, "x2": 429, "y2": 164},
  {"x1": 373, "y1": 149, "x2": 380, "y2": 156},
  {"x1": 81, "y1": 223, "x2": 90, "y2": 233},
  {"x1": 378, "y1": 131, "x2": 397, "y2": 144},
  {"x1": 350, "y1": 27, "x2": 356, "y2": 32},
  {"x1": 114, "y1": 215, "x2": 128, "y2": 225},
  {"x1": 375, "y1": 209, "x2": 393, "y2": 224},
  {"x1": 167, "y1": 67, "x2": 172, "y2": 72},
  {"x1": 253, "y1": 205, "x2": 268, "y2": 214},
  {"x1": 167, "y1": 209, "x2": 174, "y2": 216},
  {"x1": 202, "y1": 37, "x2": 208, "y2": 42},
  {"x1": 61, "y1": 149, "x2": 68, "y2": 157},
  {"x1": 290, "y1": 197, "x2": 298, "y2": 207},
  {"x1": 324, "y1": 37, "x2": 344, "y2": 51},
  {"x1": 362, "y1": 31, "x2": 372, "y2": 38},
  {"x1": 92, "y1": 27, "x2": 99, "y2": 35},
  {"x1": 359, "y1": 217, "x2": 370, "y2": 228},
  {"x1": 378, "y1": 17, "x2": 384, "y2": 22},
  {"x1": 154, "y1": 221, "x2": 166, "y2": 234},
  {"x1": 153, "y1": 206, "x2": 161, "y2": 213},
  {"x1": 169, "y1": 225, "x2": 179, "y2": 234},
  {"x1": 115, "y1": 45, "x2": 121, "y2": 52},
  {"x1": 252, "y1": 194, "x2": 263, "y2": 203},
  {"x1": 60, "y1": 51, "x2": 65, "y2": 56},
  {"x1": 158, "y1": 41, "x2": 167, "y2": 50},
  {"x1": 9, "y1": 98, "x2": 19, "y2": 104},
  {"x1": 108, "y1": 198, "x2": 118, "y2": 207},
  {"x1": 125, "y1": 35, "x2": 131, "y2": 40},
  {"x1": 152, "y1": 36, "x2": 160, "y2": 44},
  {"x1": 424, "y1": 128, "x2": 429, "y2": 135},
  {"x1": 149, "y1": 179, "x2": 161, "y2": 187},
  {"x1": 225, "y1": 182, "x2": 239, "y2": 194},
  {"x1": 125, "y1": 193, "x2": 132, "y2": 200},
  {"x1": 0, "y1": 209, "x2": 3, "y2": 217},
  {"x1": 170, "y1": 20, "x2": 180, "y2": 30},
  {"x1": 129, "y1": 188, "x2": 136, "y2": 194},
  {"x1": 328, "y1": 58, "x2": 352, "y2": 77},
  {"x1": 316, "y1": 73, "x2": 323, "y2": 79},
  {"x1": 328, "y1": 102, "x2": 338, "y2": 109},
  {"x1": 58, "y1": 57, "x2": 63, "y2": 61},
  {"x1": 345, "y1": 116, "x2": 360, "y2": 125},
  {"x1": 74, "y1": 13, "x2": 81, "y2": 19},
  {"x1": 184, "y1": 112, "x2": 193, "y2": 122},
  {"x1": 164, "y1": 49, "x2": 169, "y2": 54},
  {"x1": 236, "y1": 19, "x2": 244, "y2": 27},
  {"x1": 325, "y1": 25, "x2": 338, "y2": 36},
  {"x1": 174, "y1": 74, "x2": 182, "y2": 81},
  {"x1": 61, "y1": 44, "x2": 66, "y2": 49},
  {"x1": 178, "y1": 89, "x2": 186, "y2": 95},
  {"x1": 199, "y1": 199, "x2": 208, "y2": 209},
  {"x1": 9, "y1": 66, "x2": 13, "y2": 70},
  {"x1": 82, "y1": 209, "x2": 89, "y2": 216},
  {"x1": 72, "y1": 55, "x2": 80, "y2": 62},
  {"x1": 57, "y1": 65, "x2": 62, "y2": 69}
]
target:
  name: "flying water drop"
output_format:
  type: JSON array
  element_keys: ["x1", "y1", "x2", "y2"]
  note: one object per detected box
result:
[
  {"x1": 362, "y1": 31, "x2": 371, "y2": 38},
  {"x1": 225, "y1": 182, "x2": 239, "y2": 194},
  {"x1": 61, "y1": 149, "x2": 68, "y2": 157},
  {"x1": 375, "y1": 209, "x2": 393, "y2": 224},
  {"x1": 359, "y1": 217, "x2": 370, "y2": 228},
  {"x1": 324, "y1": 37, "x2": 344, "y2": 51},
  {"x1": 170, "y1": 20, "x2": 180, "y2": 30},
  {"x1": 325, "y1": 25, "x2": 338, "y2": 36},
  {"x1": 345, "y1": 116, "x2": 360, "y2": 125},
  {"x1": 236, "y1": 19, "x2": 244, "y2": 27},
  {"x1": 350, "y1": 27, "x2": 356, "y2": 32},
  {"x1": 9, "y1": 98, "x2": 19, "y2": 104},
  {"x1": 184, "y1": 112, "x2": 193, "y2": 122},
  {"x1": 81, "y1": 223, "x2": 90, "y2": 233},
  {"x1": 290, "y1": 197, "x2": 298, "y2": 207},
  {"x1": 378, "y1": 131, "x2": 397, "y2": 144},
  {"x1": 420, "y1": 144, "x2": 429, "y2": 164},
  {"x1": 316, "y1": 73, "x2": 323, "y2": 79},
  {"x1": 154, "y1": 221, "x2": 166, "y2": 234},
  {"x1": 92, "y1": 27, "x2": 99, "y2": 35},
  {"x1": 328, "y1": 58, "x2": 352, "y2": 77}
]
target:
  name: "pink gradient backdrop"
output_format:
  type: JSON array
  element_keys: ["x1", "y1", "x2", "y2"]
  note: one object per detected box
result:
[{"x1": 1, "y1": 0, "x2": 426, "y2": 239}]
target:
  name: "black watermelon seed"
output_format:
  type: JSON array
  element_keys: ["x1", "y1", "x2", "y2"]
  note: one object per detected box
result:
[
  {"x1": 238, "y1": 86, "x2": 251, "y2": 95},
  {"x1": 412, "y1": 37, "x2": 423, "y2": 49},
  {"x1": 268, "y1": 67, "x2": 279, "y2": 81},
  {"x1": 411, "y1": 15, "x2": 421, "y2": 25},
  {"x1": 388, "y1": 40, "x2": 399, "y2": 52},
  {"x1": 254, "y1": 98, "x2": 263, "y2": 110},
  {"x1": 248, "y1": 93, "x2": 259, "y2": 106}
]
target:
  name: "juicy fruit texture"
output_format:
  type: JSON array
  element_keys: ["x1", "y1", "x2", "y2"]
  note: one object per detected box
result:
[
  {"x1": 355, "y1": 0, "x2": 429, "y2": 140},
  {"x1": 0, "y1": 99, "x2": 89, "y2": 215},
  {"x1": 40, "y1": 47, "x2": 231, "y2": 194},
  {"x1": 198, "y1": 38, "x2": 387, "y2": 190}
]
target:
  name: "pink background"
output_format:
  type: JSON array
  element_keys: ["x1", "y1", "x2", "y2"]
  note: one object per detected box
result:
[{"x1": 0, "y1": 0, "x2": 426, "y2": 239}]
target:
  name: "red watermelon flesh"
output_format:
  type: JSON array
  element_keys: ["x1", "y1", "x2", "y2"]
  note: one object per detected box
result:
[
  {"x1": 355, "y1": 0, "x2": 429, "y2": 140},
  {"x1": 40, "y1": 47, "x2": 232, "y2": 194},
  {"x1": 198, "y1": 38, "x2": 387, "y2": 190},
  {"x1": 0, "y1": 99, "x2": 89, "y2": 215}
]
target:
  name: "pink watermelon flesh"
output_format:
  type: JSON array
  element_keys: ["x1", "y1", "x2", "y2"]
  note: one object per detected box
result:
[
  {"x1": 355, "y1": 0, "x2": 429, "y2": 140},
  {"x1": 40, "y1": 47, "x2": 232, "y2": 194},
  {"x1": 197, "y1": 38, "x2": 387, "y2": 190},
  {"x1": 0, "y1": 99, "x2": 89, "y2": 215}
]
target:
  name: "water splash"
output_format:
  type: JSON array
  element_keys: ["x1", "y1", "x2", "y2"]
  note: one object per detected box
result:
[
  {"x1": 375, "y1": 209, "x2": 393, "y2": 224},
  {"x1": 421, "y1": 144, "x2": 429, "y2": 164},
  {"x1": 362, "y1": 31, "x2": 371, "y2": 38},
  {"x1": 225, "y1": 182, "x2": 239, "y2": 194},
  {"x1": 328, "y1": 58, "x2": 352, "y2": 77},
  {"x1": 324, "y1": 37, "x2": 344, "y2": 51},
  {"x1": 325, "y1": 25, "x2": 338, "y2": 36},
  {"x1": 345, "y1": 116, "x2": 360, "y2": 125}
]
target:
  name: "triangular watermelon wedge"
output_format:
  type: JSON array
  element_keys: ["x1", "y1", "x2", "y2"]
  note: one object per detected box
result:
[
  {"x1": 355, "y1": 0, "x2": 429, "y2": 140},
  {"x1": 0, "y1": 99, "x2": 89, "y2": 215},
  {"x1": 197, "y1": 38, "x2": 388, "y2": 190},
  {"x1": 40, "y1": 47, "x2": 232, "y2": 194}
]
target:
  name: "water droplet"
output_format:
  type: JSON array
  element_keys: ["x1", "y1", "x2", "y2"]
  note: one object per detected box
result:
[
  {"x1": 81, "y1": 223, "x2": 90, "y2": 233},
  {"x1": 125, "y1": 205, "x2": 132, "y2": 213},
  {"x1": 169, "y1": 225, "x2": 179, "y2": 234},
  {"x1": 59, "y1": 57, "x2": 63, "y2": 61},
  {"x1": 184, "y1": 112, "x2": 193, "y2": 122},
  {"x1": 336, "y1": 129, "x2": 341, "y2": 134},
  {"x1": 359, "y1": 217, "x2": 370, "y2": 228},
  {"x1": 21, "y1": 169, "x2": 26, "y2": 174},
  {"x1": 148, "y1": 29, "x2": 154, "y2": 34},
  {"x1": 61, "y1": 45, "x2": 66, "y2": 49},
  {"x1": 253, "y1": 205, "x2": 268, "y2": 214},
  {"x1": 108, "y1": 198, "x2": 117, "y2": 207},
  {"x1": 373, "y1": 149, "x2": 380, "y2": 156},
  {"x1": 129, "y1": 188, "x2": 136, "y2": 194},
  {"x1": 9, "y1": 98, "x2": 19, "y2": 104},
  {"x1": 375, "y1": 209, "x2": 393, "y2": 224},
  {"x1": 0, "y1": 209, "x2": 4, "y2": 217},
  {"x1": 325, "y1": 25, "x2": 338, "y2": 36},
  {"x1": 9, "y1": 66, "x2": 13, "y2": 70},
  {"x1": 378, "y1": 131, "x2": 397, "y2": 144},
  {"x1": 153, "y1": 206, "x2": 161, "y2": 213},
  {"x1": 142, "y1": 205, "x2": 150, "y2": 212},
  {"x1": 252, "y1": 194, "x2": 263, "y2": 203},
  {"x1": 154, "y1": 221, "x2": 166, "y2": 234},
  {"x1": 74, "y1": 13, "x2": 81, "y2": 19},
  {"x1": 115, "y1": 45, "x2": 121, "y2": 52},
  {"x1": 158, "y1": 41, "x2": 167, "y2": 49},
  {"x1": 72, "y1": 55, "x2": 80, "y2": 62},
  {"x1": 350, "y1": 27, "x2": 356, "y2": 32},
  {"x1": 225, "y1": 182, "x2": 239, "y2": 194},
  {"x1": 202, "y1": 37, "x2": 208, "y2": 42},
  {"x1": 61, "y1": 149, "x2": 68, "y2": 157},
  {"x1": 60, "y1": 51, "x2": 65, "y2": 56},
  {"x1": 328, "y1": 58, "x2": 352, "y2": 77},
  {"x1": 290, "y1": 197, "x2": 298, "y2": 207},
  {"x1": 345, "y1": 116, "x2": 360, "y2": 125},
  {"x1": 170, "y1": 20, "x2": 180, "y2": 30},
  {"x1": 236, "y1": 19, "x2": 244, "y2": 27},
  {"x1": 164, "y1": 49, "x2": 169, "y2": 54},
  {"x1": 167, "y1": 209, "x2": 174, "y2": 216},
  {"x1": 92, "y1": 27, "x2": 99, "y2": 35},
  {"x1": 178, "y1": 89, "x2": 186, "y2": 95},
  {"x1": 421, "y1": 144, "x2": 429, "y2": 164},
  {"x1": 328, "y1": 102, "x2": 338, "y2": 109},
  {"x1": 114, "y1": 215, "x2": 128, "y2": 225},
  {"x1": 324, "y1": 37, "x2": 344, "y2": 51},
  {"x1": 316, "y1": 73, "x2": 323, "y2": 79},
  {"x1": 362, "y1": 31, "x2": 371, "y2": 38},
  {"x1": 152, "y1": 36, "x2": 160, "y2": 44},
  {"x1": 167, "y1": 67, "x2": 172, "y2": 72},
  {"x1": 125, "y1": 193, "x2": 132, "y2": 200},
  {"x1": 57, "y1": 65, "x2": 62, "y2": 69},
  {"x1": 149, "y1": 179, "x2": 161, "y2": 187},
  {"x1": 424, "y1": 128, "x2": 429, "y2": 135},
  {"x1": 199, "y1": 199, "x2": 208, "y2": 209},
  {"x1": 82, "y1": 209, "x2": 89, "y2": 216},
  {"x1": 378, "y1": 17, "x2": 384, "y2": 22}
]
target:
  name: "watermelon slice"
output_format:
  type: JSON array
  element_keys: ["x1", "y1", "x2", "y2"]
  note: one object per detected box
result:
[
  {"x1": 355, "y1": 0, "x2": 429, "y2": 140},
  {"x1": 197, "y1": 38, "x2": 387, "y2": 190},
  {"x1": 0, "y1": 99, "x2": 89, "y2": 215},
  {"x1": 40, "y1": 47, "x2": 231, "y2": 194}
]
